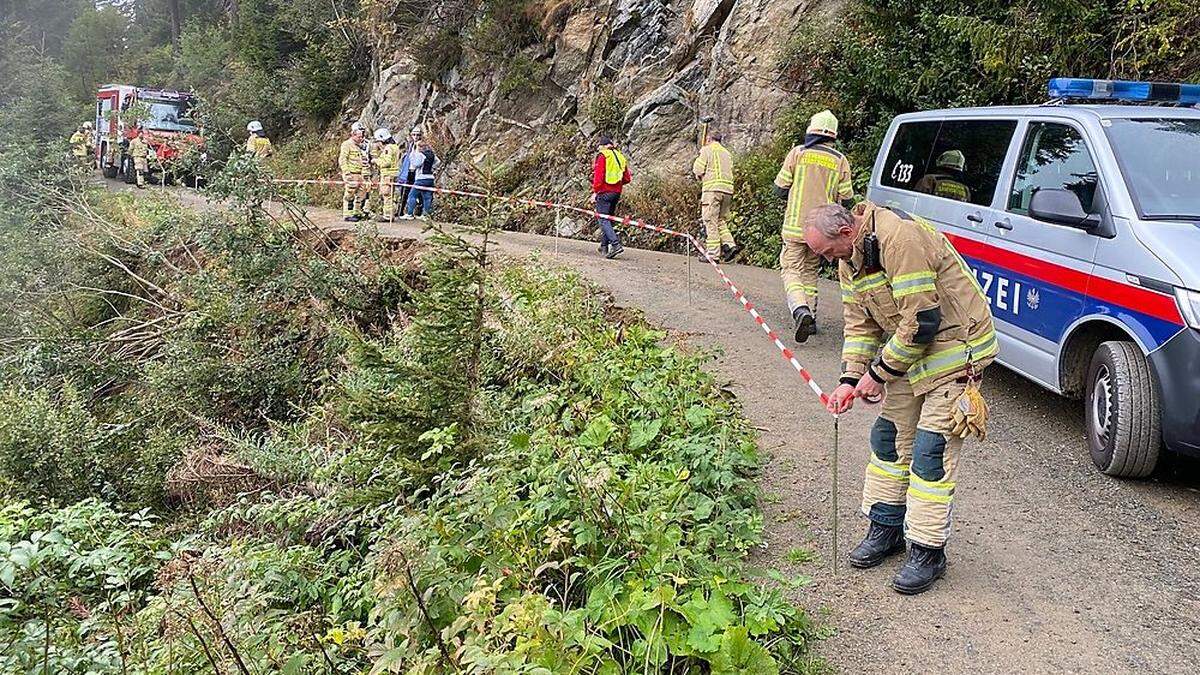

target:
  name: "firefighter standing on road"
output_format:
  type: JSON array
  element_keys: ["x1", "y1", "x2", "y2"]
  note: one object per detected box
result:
[
  {"x1": 372, "y1": 128, "x2": 401, "y2": 222},
  {"x1": 805, "y1": 201, "x2": 996, "y2": 595},
  {"x1": 70, "y1": 123, "x2": 92, "y2": 166},
  {"x1": 128, "y1": 128, "x2": 152, "y2": 189},
  {"x1": 339, "y1": 122, "x2": 370, "y2": 222},
  {"x1": 692, "y1": 130, "x2": 741, "y2": 262},
  {"x1": 773, "y1": 110, "x2": 855, "y2": 343},
  {"x1": 245, "y1": 120, "x2": 274, "y2": 160}
]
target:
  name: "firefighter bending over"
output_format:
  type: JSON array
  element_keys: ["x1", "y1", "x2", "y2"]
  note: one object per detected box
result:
[
  {"x1": 245, "y1": 121, "x2": 274, "y2": 160},
  {"x1": 339, "y1": 122, "x2": 370, "y2": 222},
  {"x1": 773, "y1": 110, "x2": 854, "y2": 344},
  {"x1": 692, "y1": 130, "x2": 741, "y2": 262},
  {"x1": 914, "y1": 150, "x2": 971, "y2": 202},
  {"x1": 807, "y1": 201, "x2": 995, "y2": 595},
  {"x1": 70, "y1": 122, "x2": 93, "y2": 167}
]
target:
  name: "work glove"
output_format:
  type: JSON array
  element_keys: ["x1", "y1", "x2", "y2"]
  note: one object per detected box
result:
[{"x1": 950, "y1": 379, "x2": 989, "y2": 440}]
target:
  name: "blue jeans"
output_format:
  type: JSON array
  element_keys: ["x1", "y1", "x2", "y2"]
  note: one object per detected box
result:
[
  {"x1": 595, "y1": 191, "x2": 621, "y2": 246},
  {"x1": 406, "y1": 178, "x2": 435, "y2": 216}
]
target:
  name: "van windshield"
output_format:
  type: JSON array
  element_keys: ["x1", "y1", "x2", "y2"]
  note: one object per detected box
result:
[
  {"x1": 143, "y1": 98, "x2": 196, "y2": 133},
  {"x1": 1104, "y1": 118, "x2": 1200, "y2": 220}
]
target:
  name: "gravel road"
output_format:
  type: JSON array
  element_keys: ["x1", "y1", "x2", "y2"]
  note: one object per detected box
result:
[{"x1": 162, "y1": 185, "x2": 1200, "y2": 673}]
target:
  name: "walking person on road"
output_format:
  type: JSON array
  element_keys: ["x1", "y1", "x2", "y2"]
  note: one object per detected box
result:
[
  {"x1": 403, "y1": 140, "x2": 438, "y2": 220},
  {"x1": 692, "y1": 129, "x2": 740, "y2": 261},
  {"x1": 806, "y1": 201, "x2": 997, "y2": 595},
  {"x1": 591, "y1": 135, "x2": 631, "y2": 259},
  {"x1": 774, "y1": 110, "x2": 855, "y2": 343}
]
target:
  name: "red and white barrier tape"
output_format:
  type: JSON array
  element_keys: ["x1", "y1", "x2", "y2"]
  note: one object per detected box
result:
[{"x1": 270, "y1": 176, "x2": 831, "y2": 411}]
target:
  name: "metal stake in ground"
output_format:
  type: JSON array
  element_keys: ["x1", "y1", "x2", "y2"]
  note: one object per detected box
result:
[
  {"x1": 686, "y1": 238, "x2": 693, "y2": 304},
  {"x1": 832, "y1": 415, "x2": 840, "y2": 573}
]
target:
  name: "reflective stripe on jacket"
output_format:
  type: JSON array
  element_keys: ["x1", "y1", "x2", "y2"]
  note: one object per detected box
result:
[
  {"x1": 692, "y1": 141, "x2": 734, "y2": 194},
  {"x1": 774, "y1": 143, "x2": 853, "y2": 241},
  {"x1": 246, "y1": 136, "x2": 273, "y2": 159},
  {"x1": 838, "y1": 202, "x2": 997, "y2": 395},
  {"x1": 374, "y1": 143, "x2": 400, "y2": 177},
  {"x1": 339, "y1": 138, "x2": 366, "y2": 175}
]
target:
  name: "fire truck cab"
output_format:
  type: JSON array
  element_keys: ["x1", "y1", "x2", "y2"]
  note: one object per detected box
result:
[{"x1": 95, "y1": 85, "x2": 204, "y2": 183}]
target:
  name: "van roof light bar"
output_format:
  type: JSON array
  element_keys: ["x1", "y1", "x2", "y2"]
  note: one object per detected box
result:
[{"x1": 1048, "y1": 78, "x2": 1200, "y2": 106}]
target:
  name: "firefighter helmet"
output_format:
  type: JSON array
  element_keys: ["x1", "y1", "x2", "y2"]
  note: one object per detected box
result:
[
  {"x1": 247, "y1": 120, "x2": 264, "y2": 133},
  {"x1": 936, "y1": 150, "x2": 966, "y2": 172},
  {"x1": 411, "y1": 126, "x2": 423, "y2": 137},
  {"x1": 82, "y1": 121, "x2": 93, "y2": 130},
  {"x1": 806, "y1": 110, "x2": 839, "y2": 138},
  {"x1": 351, "y1": 121, "x2": 366, "y2": 133},
  {"x1": 373, "y1": 128, "x2": 392, "y2": 142}
]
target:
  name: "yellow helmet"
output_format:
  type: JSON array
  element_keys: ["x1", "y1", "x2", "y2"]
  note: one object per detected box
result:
[
  {"x1": 806, "y1": 109, "x2": 839, "y2": 138},
  {"x1": 936, "y1": 150, "x2": 966, "y2": 172}
]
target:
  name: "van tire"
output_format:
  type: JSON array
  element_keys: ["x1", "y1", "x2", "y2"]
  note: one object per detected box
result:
[{"x1": 1085, "y1": 341, "x2": 1161, "y2": 478}]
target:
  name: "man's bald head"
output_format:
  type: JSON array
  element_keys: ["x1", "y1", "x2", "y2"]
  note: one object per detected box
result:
[{"x1": 804, "y1": 203, "x2": 860, "y2": 261}]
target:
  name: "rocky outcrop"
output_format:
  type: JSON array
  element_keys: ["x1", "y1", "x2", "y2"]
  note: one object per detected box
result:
[{"x1": 359, "y1": 0, "x2": 842, "y2": 193}]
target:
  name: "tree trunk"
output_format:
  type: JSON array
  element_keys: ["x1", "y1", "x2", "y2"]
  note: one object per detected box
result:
[{"x1": 167, "y1": 0, "x2": 181, "y2": 53}]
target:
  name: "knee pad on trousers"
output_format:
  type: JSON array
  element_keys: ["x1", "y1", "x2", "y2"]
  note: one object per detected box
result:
[
  {"x1": 912, "y1": 429, "x2": 947, "y2": 481},
  {"x1": 870, "y1": 417, "x2": 899, "y2": 462}
]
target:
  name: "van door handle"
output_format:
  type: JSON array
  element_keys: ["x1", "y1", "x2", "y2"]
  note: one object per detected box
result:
[
  {"x1": 965, "y1": 212, "x2": 983, "y2": 223},
  {"x1": 993, "y1": 218, "x2": 1013, "y2": 230}
]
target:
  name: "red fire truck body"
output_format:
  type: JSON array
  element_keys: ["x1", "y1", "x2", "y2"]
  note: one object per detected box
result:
[{"x1": 94, "y1": 85, "x2": 204, "y2": 181}]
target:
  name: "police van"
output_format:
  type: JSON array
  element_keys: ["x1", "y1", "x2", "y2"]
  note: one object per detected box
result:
[{"x1": 867, "y1": 78, "x2": 1200, "y2": 478}]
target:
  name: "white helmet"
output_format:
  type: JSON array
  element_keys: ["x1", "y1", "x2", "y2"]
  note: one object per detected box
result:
[
  {"x1": 373, "y1": 128, "x2": 392, "y2": 142},
  {"x1": 247, "y1": 120, "x2": 263, "y2": 133},
  {"x1": 411, "y1": 125, "x2": 422, "y2": 136},
  {"x1": 82, "y1": 121, "x2": 93, "y2": 129},
  {"x1": 351, "y1": 121, "x2": 366, "y2": 133}
]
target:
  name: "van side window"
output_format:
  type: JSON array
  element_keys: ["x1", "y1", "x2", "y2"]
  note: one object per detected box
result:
[
  {"x1": 1008, "y1": 122, "x2": 1099, "y2": 216},
  {"x1": 921, "y1": 119, "x2": 1017, "y2": 207},
  {"x1": 880, "y1": 119, "x2": 1016, "y2": 207},
  {"x1": 880, "y1": 121, "x2": 941, "y2": 192}
]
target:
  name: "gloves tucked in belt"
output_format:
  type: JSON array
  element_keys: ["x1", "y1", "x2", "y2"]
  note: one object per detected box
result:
[{"x1": 951, "y1": 379, "x2": 989, "y2": 440}]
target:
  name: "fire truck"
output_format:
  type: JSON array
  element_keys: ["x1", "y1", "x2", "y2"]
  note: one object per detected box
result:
[{"x1": 94, "y1": 85, "x2": 205, "y2": 184}]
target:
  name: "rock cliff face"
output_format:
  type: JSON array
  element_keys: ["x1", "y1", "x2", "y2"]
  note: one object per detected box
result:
[{"x1": 360, "y1": 0, "x2": 842, "y2": 191}]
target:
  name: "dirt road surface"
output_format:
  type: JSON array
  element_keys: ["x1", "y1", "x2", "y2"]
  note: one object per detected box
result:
[{"x1": 158, "y1": 184, "x2": 1200, "y2": 673}]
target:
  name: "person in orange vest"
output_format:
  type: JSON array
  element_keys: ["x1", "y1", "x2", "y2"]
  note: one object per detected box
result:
[
  {"x1": 590, "y1": 135, "x2": 631, "y2": 259},
  {"x1": 692, "y1": 130, "x2": 740, "y2": 261}
]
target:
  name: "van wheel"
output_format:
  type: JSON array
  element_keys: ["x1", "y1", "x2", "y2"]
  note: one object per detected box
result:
[{"x1": 1085, "y1": 341, "x2": 1161, "y2": 478}]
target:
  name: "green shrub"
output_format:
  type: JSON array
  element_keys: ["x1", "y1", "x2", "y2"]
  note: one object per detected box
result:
[
  {"x1": 498, "y1": 53, "x2": 547, "y2": 96},
  {"x1": 587, "y1": 83, "x2": 629, "y2": 135}
]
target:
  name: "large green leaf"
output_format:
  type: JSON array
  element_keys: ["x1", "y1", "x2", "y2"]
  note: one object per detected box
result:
[{"x1": 709, "y1": 626, "x2": 780, "y2": 675}]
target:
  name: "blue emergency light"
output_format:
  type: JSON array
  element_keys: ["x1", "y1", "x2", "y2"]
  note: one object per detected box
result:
[{"x1": 1049, "y1": 78, "x2": 1200, "y2": 105}]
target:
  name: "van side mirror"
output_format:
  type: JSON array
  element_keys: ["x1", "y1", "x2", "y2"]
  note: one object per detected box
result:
[{"x1": 1029, "y1": 188, "x2": 1099, "y2": 229}]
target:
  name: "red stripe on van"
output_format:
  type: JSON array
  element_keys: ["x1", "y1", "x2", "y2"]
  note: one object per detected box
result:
[{"x1": 944, "y1": 232, "x2": 1183, "y2": 326}]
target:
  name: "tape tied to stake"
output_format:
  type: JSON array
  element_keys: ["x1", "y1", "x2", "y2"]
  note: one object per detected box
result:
[{"x1": 268, "y1": 176, "x2": 832, "y2": 412}]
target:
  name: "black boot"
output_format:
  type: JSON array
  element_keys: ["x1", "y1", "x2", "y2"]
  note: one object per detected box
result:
[
  {"x1": 892, "y1": 543, "x2": 947, "y2": 595},
  {"x1": 848, "y1": 521, "x2": 905, "y2": 569},
  {"x1": 792, "y1": 305, "x2": 817, "y2": 343},
  {"x1": 721, "y1": 243, "x2": 742, "y2": 262}
]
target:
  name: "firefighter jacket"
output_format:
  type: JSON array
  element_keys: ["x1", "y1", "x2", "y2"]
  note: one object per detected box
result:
[
  {"x1": 914, "y1": 172, "x2": 971, "y2": 203},
  {"x1": 246, "y1": 135, "x2": 274, "y2": 159},
  {"x1": 839, "y1": 202, "x2": 998, "y2": 396},
  {"x1": 774, "y1": 143, "x2": 853, "y2": 242},
  {"x1": 70, "y1": 132, "x2": 89, "y2": 157},
  {"x1": 339, "y1": 138, "x2": 367, "y2": 175},
  {"x1": 128, "y1": 137, "x2": 152, "y2": 166},
  {"x1": 692, "y1": 141, "x2": 734, "y2": 194},
  {"x1": 374, "y1": 142, "x2": 401, "y2": 178}
]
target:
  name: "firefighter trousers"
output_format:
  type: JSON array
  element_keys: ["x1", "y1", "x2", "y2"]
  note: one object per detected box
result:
[
  {"x1": 378, "y1": 175, "x2": 398, "y2": 220},
  {"x1": 861, "y1": 376, "x2": 968, "y2": 548},
  {"x1": 134, "y1": 159, "x2": 148, "y2": 189},
  {"x1": 701, "y1": 191, "x2": 736, "y2": 254},
  {"x1": 779, "y1": 238, "x2": 821, "y2": 314},
  {"x1": 342, "y1": 173, "x2": 369, "y2": 218}
]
